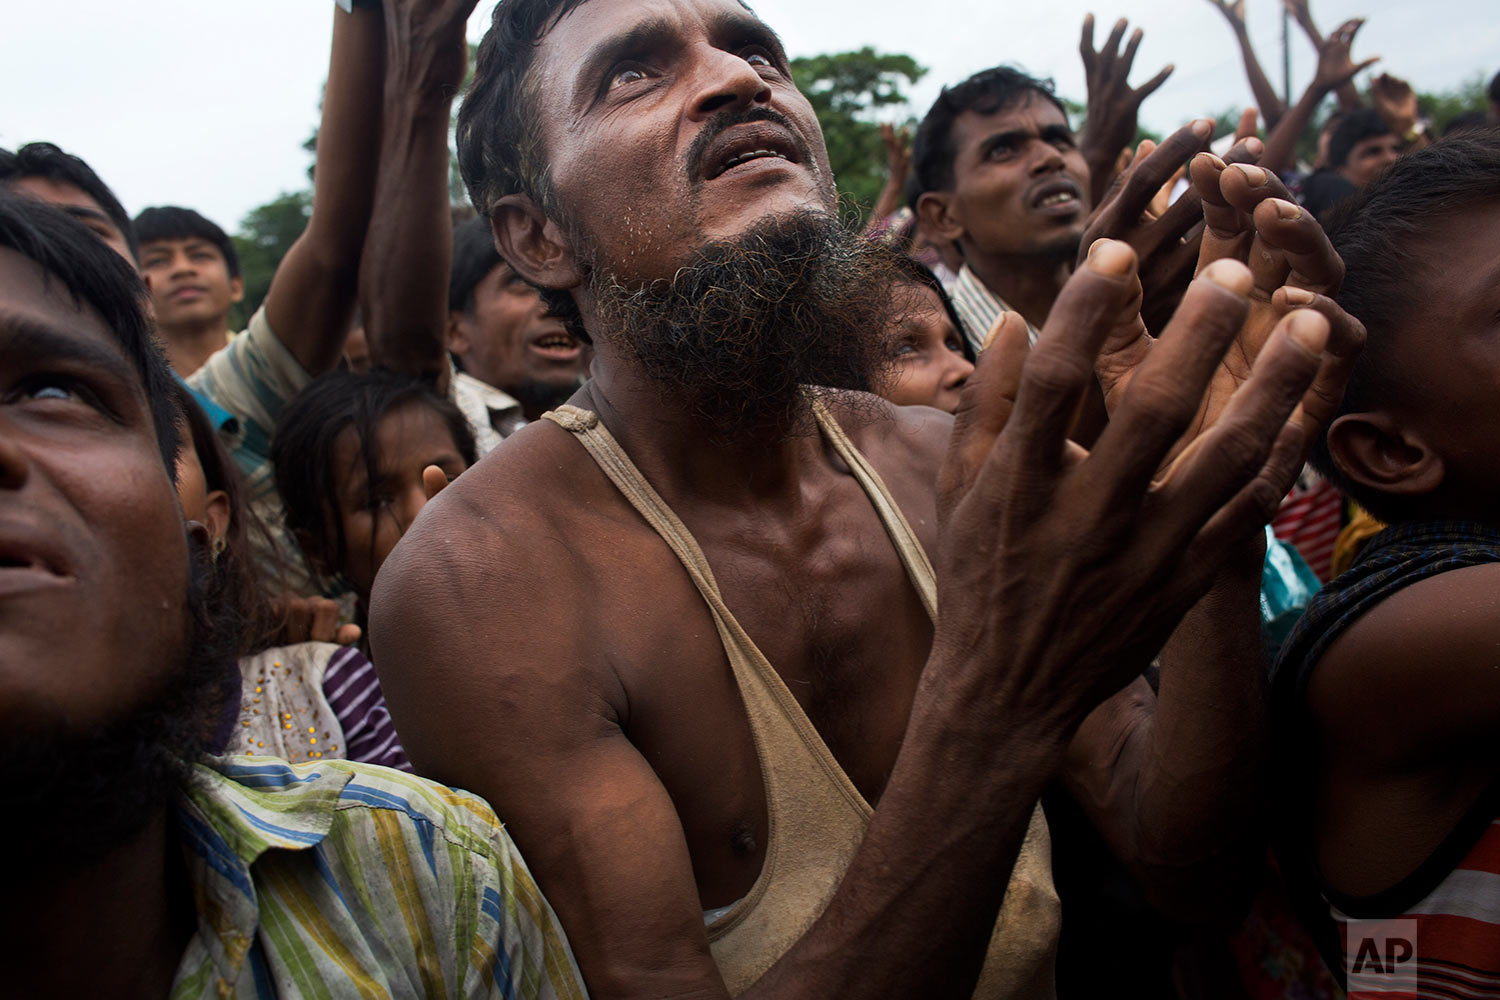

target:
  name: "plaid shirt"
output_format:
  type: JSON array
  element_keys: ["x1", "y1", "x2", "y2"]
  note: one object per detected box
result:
[
  {"x1": 170, "y1": 756, "x2": 586, "y2": 999},
  {"x1": 948, "y1": 264, "x2": 1039, "y2": 357}
]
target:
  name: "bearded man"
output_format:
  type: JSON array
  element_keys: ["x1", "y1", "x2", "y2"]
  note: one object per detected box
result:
[{"x1": 371, "y1": 1, "x2": 1362, "y2": 997}]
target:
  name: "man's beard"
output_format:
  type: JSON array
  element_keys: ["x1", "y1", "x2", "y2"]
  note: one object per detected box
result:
[
  {"x1": 0, "y1": 541, "x2": 240, "y2": 882},
  {"x1": 589, "y1": 211, "x2": 904, "y2": 446}
]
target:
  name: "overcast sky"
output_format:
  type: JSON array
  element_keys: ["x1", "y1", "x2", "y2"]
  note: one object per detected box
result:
[{"x1": 4, "y1": 0, "x2": 1494, "y2": 231}]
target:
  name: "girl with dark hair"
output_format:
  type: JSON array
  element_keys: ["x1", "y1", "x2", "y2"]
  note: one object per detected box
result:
[
  {"x1": 169, "y1": 381, "x2": 410, "y2": 770},
  {"x1": 879, "y1": 257, "x2": 974, "y2": 414},
  {"x1": 271, "y1": 368, "x2": 477, "y2": 623}
]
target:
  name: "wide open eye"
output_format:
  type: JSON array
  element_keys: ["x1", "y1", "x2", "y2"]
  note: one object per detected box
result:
[{"x1": 608, "y1": 65, "x2": 648, "y2": 89}]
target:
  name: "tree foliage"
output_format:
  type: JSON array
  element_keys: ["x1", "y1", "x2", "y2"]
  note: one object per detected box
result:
[
  {"x1": 229, "y1": 191, "x2": 311, "y2": 331},
  {"x1": 790, "y1": 48, "x2": 925, "y2": 221}
]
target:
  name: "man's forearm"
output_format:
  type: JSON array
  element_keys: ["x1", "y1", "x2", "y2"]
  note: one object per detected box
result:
[
  {"x1": 360, "y1": 87, "x2": 456, "y2": 389},
  {"x1": 265, "y1": 4, "x2": 386, "y2": 375},
  {"x1": 1232, "y1": 24, "x2": 1286, "y2": 131},
  {"x1": 1261, "y1": 81, "x2": 1330, "y2": 175},
  {"x1": 1093, "y1": 556, "x2": 1268, "y2": 924}
]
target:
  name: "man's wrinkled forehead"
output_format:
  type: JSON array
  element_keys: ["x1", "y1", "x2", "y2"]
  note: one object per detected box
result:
[{"x1": 532, "y1": 0, "x2": 776, "y2": 113}]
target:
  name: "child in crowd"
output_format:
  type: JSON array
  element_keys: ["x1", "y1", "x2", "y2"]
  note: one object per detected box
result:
[
  {"x1": 1270, "y1": 132, "x2": 1500, "y2": 991},
  {"x1": 271, "y1": 369, "x2": 476, "y2": 626},
  {"x1": 170, "y1": 382, "x2": 410, "y2": 770},
  {"x1": 879, "y1": 257, "x2": 974, "y2": 414}
]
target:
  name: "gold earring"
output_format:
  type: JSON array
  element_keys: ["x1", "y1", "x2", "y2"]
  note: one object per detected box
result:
[{"x1": 211, "y1": 537, "x2": 227, "y2": 563}]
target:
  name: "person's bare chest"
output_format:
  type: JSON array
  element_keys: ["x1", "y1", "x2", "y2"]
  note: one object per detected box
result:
[{"x1": 601, "y1": 477, "x2": 935, "y2": 908}]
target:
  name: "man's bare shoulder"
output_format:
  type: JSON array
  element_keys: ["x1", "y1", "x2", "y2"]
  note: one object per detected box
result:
[
  {"x1": 372, "y1": 417, "x2": 657, "y2": 662},
  {"x1": 1308, "y1": 561, "x2": 1500, "y2": 764},
  {"x1": 822, "y1": 391, "x2": 952, "y2": 483}
]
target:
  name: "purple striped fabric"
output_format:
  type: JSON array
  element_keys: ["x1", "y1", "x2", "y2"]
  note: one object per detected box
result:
[{"x1": 324, "y1": 645, "x2": 412, "y2": 771}]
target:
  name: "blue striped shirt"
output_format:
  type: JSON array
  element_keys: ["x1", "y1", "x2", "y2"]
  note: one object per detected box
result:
[{"x1": 170, "y1": 756, "x2": 586, "y2": 999}]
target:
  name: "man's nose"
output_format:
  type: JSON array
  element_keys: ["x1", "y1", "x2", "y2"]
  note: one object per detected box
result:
[
  {"x1": 1028, "y1": 141, "x2": 1066, "y2": 176},
  {"x1": 0, "y1": 420, "x2": 32, "y2": 492},
  {"x1": 688, "y1": 47, "x2": 772, "y2": 119}
]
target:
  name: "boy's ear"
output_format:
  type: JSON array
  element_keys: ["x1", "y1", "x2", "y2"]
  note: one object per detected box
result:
[
  {"x1": 446, "y1": 311, "x2": 470, "y2": 355},
  {"x1": 1326, "y1": 412, "x2": 1445, "y2": 499},
  {"x1": 917, "y1": 190, "x2": 966, "y2": 246},
  {"x1": 491, "y1": 195, "x2": 581, "y2": 293},
  {"x1": 229, "y1": 275, "x2": 245, "y2": 305}
]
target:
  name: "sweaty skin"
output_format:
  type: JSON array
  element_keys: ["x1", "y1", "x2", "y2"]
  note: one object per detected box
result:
[{"x1": 372, "y1": 1, "x2": 1346, "y2": 997}]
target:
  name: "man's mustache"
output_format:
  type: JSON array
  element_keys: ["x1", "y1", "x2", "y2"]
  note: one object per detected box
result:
[{"x1": 686, "y1": 107, "x2": 814, "y2": 187}]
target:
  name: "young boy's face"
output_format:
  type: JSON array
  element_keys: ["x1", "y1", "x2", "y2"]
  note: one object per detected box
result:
[
  {"x1": 1380, "y1": 201, "x2": 1500, "y2": 508},
  {"x1": 138, "y1": 237, "x2": 242, "y2": 332}
]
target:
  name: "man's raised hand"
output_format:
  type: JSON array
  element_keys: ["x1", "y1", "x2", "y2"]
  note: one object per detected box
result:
[
  {"x1": 1092, "y1": 153, "x2": 1364, "y2": 472},
  {"x1": 1313, "y1": 19, "x2": 1379, "y2": 95},
  {"x1": 1079, "y1": 15, "x2": 1175, "y2": 205},
  {"x1": 937, "y1": 241, "x2": 1324, "y2": 727},
  {"x1": 1204, "y1": 0, "x2": 1247, "y2": 30},
  {"x1": 1080, "y1": 119, "x2": 1264, "y2": 336},
  {"x1": 382, "y1": 0, "x2": 480, "y2": 95}
]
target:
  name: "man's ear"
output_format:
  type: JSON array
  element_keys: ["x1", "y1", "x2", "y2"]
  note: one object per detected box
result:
[
  {"x1": 229, "y1": 275, "x2": 245, "y2": 305},
  {"x1": 1326, "y1": 412, "x2": 1444, "y2": 499},
  {"x1": 917, "y1": 190, "x2": 966, "y2": 246},
  {"x1": 492, "y1": 194, "x2": 581, "y2": 292},
  {"x1": 446, "y1": 311, "x2": 470, "y2": 355}
]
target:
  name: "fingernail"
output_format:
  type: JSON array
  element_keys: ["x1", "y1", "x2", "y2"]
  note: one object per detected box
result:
[
  {"x1": 1274, "y1": 198, "x2": 1302, "y2": 220},
  {"x1": 1287, "y1": 310, "x2": 1329, "y2": 354},
  {"x1": 1089, "y1": 239, "x2": 1135, "y2": 276},
  {"x1": 1200, "y1": 152, "x2": 1227, "y2": 170},
  {"x1": 1201, "y1": 259, "x2": 1253, "y2": 294},
  {"x1": 1192, "y1": 119, "x2": 1213, "y2": 138},
  {"x1": 1244, "y1": 137, "x2": 1264, "y2": 155},
  {"x1": 1282, "y1": 287, "x2": 1315, "y2": 305},
  {"x1": 1235, "y1": 164, "x2": 1268, "y2": 186}
]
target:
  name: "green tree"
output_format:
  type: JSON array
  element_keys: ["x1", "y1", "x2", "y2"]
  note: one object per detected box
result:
[
  {"x1": 790, "y1": 48, "x2": 925, "y2": 222},
  {"x1": 1420, "y1": 74, "x2": 1489, "y2": 134},
  {"x1": 230, "y1": 191, "x2": 311, "y2": 331}
]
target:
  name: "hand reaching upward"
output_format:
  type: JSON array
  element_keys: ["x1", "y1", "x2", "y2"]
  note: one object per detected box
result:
[
  {"x1": 1079, "y1": 120, "x2": 1264, "y2": 336},
  {"x1": 1079, "y1": 15, "x2": 1174, "y2": 205},
  {"x1": 939, "y1": 239, "x2": 1327, "y2": 717},
  {"x1": 1091, "y1": 154, "x2": 1365, "y2": 470},
  {"x1": 1204, "y1": 0, "x2": 1247, "y2": 30},
  {"x1": 1313, "y1": 19, "x2": 1379, "y2": 95}
]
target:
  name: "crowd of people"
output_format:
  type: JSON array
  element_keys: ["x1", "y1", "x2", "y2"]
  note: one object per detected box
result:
[{"x1": 1, "y1": 0, "x2": 1498, "y2": 996}]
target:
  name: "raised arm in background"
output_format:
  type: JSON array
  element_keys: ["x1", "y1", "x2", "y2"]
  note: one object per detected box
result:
[
  {"x1": 262, "y1": 4, "x2": 386, "y2": 376},
  {"x1": 358, "y1": 0, "x2": 479, "y2": 393},
  {"x1": 1203, "y1": 0, "x2": 1288, "y2": 130},
  {"x1": 1078, "y1": 15, "x2": 1174, "y2": 208},
  {"x1": 1284, "y1": 0, "x2": 1367, "y2": 112},
  {"x1": 1371, "y1": 72, "x2": 1431, "y2": 151},
  {"x1": 863, "y1": 123, "x2": 911, "y2": 233},
  {"x1": 1260, "y1": 18, "x2": 1378, "y2": 175}
]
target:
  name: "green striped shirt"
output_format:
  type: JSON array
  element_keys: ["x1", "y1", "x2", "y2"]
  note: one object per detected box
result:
[{"x1": 170, "y1": 756, "x2": 587, "y2": 999}]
